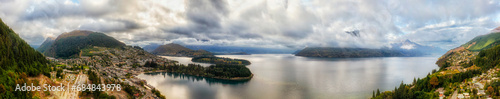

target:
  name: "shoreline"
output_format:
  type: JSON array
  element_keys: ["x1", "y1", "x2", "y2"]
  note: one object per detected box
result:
[{"x1": 139, "y1": 70, "x2": 253, "y2": 81}]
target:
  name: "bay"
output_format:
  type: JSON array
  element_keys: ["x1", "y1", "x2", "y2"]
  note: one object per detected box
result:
[{"x1": 138, "y1": 54, "x2": 439, "y2": 99}]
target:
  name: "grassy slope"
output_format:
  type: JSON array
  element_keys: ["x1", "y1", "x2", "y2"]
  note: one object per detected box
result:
[{"x1": 461, "y1": 32, "x2": 500, "y2": 51}]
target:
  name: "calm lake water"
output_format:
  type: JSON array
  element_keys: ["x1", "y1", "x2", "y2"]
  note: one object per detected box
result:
[
  {"x1": 138, "y1": 54, "x2": 439, "y2": 99},
  {"x1": 160, "y1": 56, "x2": 213, "y2": 66}
]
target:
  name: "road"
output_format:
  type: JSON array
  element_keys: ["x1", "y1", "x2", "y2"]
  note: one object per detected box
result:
[
  {"x1": 68, "y1": 72, "x2": 88, "y2": 99},
  {"x1": 449, "y1": 90, "x2": 457, "y2": 99}
]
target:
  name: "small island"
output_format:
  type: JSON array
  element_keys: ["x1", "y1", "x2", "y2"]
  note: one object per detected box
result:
[
  {"x1": 148, "y1": 63, "x2": 253, "y2": 80},
  {"x1": 146, "y1": 43, "x2": 254, "y2": 80},
  {"x1": 191, "y1": 56, "x2": 251, "y2": 65}
]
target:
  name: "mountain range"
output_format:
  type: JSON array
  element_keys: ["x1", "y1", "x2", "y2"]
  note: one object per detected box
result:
[
  {"x1": 295, "y1": 47, "x2": 409, "y2": 58},
  {"x1": 389, "y1": 39, "x2": 446, "y2": 56},
  {"x1": 295, "y1": 39, "x2": 445, "y2": 58},
  {"x1": 143, "y1": 44, "x2": 295, "y2": 54}
]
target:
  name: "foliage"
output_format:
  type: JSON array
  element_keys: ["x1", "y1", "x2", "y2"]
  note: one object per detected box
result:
[
  {"x1": 151, "y1": 88, "x2": 166, "y2": 99},
  {"x1": 0, "y1": 18, "x2": 52, "y2": 98},
  {"x1": 144, "y1": 61, "x2": 159, "y2": 68},
  {"x1": 474, "y1": 44, "x2": 500, "y2": 69},
  {"x1": 133, "y1": 46, "x2": 143, "y2": 50},
  {"x1": 83, "y1": 70, "x2": 115, "y2": 99},
  {"x1": 164, "y1": 64, "x2": 252, "y2": 79},
  {"x1": 429, "y1": 76, "x2": 439, "y2": 88},
  {"x1": 373, "y1": 42, "x2": 500, "y2": 99},
  {"x1": 56, "y1": 69, "x2": 64, "y2": 78},
  {"x1": 123, "y1": 84, "x2": 141, "y2": 98}
]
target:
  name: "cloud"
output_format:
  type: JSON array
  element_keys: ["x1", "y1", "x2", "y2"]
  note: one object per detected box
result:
[
  {"x1": 79, "y1": 18, "x2": 142, "y2": 33},
  {"x1": 0, "y1": 0, "x2": 499, "y2": 50}
]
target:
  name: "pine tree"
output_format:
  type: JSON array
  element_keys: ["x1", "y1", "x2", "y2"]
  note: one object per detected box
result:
[
  {"x1": 413, "y1": 77, "x2": 417, "y2": 84},
  {"x1": 376, "y1": 89, "x2": 380, "y2": 96},
  {"x1": 373, "y1": 90, "x2": 375, "y2": 98}
]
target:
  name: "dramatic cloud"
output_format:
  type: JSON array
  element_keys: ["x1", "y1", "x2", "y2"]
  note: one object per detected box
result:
[{"x1": 1, "y1": 0, "x2": 499, "y2": 50}]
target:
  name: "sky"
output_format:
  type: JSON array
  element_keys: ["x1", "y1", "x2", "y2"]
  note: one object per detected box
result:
[{"x1": 1, "y1": 0, "x2": 500, "y2": 50}]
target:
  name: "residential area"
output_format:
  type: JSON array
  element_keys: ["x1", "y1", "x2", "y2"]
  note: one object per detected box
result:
[{"x1": 48, "y1": 46, "x2": 173, "y2": 99}]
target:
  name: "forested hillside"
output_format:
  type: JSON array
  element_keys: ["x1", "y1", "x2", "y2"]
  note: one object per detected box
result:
[
  {"x1": 373, "y1": 30, "x2": 500, "y2": 99},
  {"x1": 42, "y1": 30, "x2": 125, "y2": 58},
  {"x1": 0, "y1": 18, "x2": 51, "y2": 98}
]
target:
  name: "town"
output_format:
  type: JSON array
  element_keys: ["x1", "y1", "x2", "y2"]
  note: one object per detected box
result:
[{"x1": 48, "y1": 46, "x2": 173, "y2": 99}]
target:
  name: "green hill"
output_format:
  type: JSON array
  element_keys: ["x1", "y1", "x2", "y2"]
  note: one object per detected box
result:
[
  {"x1": 436, "y1": 31, "x2": 500, "y2": 67},
  {"x1": 0, "y1": 18, "x2": 51, "y2": 98},
  {"x1": 460, "y1": 32, "x2": 500, "y2": 51},
  {"x1": 43, "y1": 30, "x2": 126, "y2": 58}
]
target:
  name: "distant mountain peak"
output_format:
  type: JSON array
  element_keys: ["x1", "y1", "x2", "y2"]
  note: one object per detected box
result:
[
  {"x1": 400, "y1": 39, "x2": 417, "y2": 50},
  {"x1": 345, "y1": 30, "x2": 360, "y2": 37},
  {"x1": 389, "y1": 39, "x2": 445, "y2": 55},
  {"x1": 403, "y1": 39, "x2": 412, "y2": 43},
  {"x1": 400, "y1": 43, "x2": 416, "y2": 50}
]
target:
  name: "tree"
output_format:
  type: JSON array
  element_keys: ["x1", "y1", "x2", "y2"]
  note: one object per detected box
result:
[
  {"x1": 373, "y1": 90, "x2": 375, "y2": 98},
  {"x1": 472, "y1": 88, "x2": 478, "y2": 96},
  {"x1": 487, "y1": 86, "x2": 494, "y2": 95},
  {"x1": 376, "y1": 89, "x2": 380, "y2": 96},
  {"x1": 0, "y1": 84, "x2": 5, "y2": 94},
  {"x1": 430, "y1": 76, "x2": 439, "y2": 88},
  {"x1": 413, "y1": 77, "x2": 417, "y2": 84}
]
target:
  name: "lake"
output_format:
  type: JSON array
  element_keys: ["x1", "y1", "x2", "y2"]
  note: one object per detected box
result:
[
  {"x1": 160, "y1": 56, "x2": 213, "y2": 67},
  {"x1": 137, "y1": 54, "x2": 439, "y2": 99}
]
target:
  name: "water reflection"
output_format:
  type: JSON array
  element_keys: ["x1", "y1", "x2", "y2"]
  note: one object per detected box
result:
[
  {"x1": 143, "y1": 72, "x2": 251, "y2": 85},
  {"x1": 160, "y1": 56, "x2": 213, "y2": 67}
]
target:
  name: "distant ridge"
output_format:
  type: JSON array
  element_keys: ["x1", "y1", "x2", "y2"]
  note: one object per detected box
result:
[
  {"x1": 152, "y1": 43, "x2": 213, "y2": 57},
  {"x1": 295, "y1": 47, "x2": 408, "y2": 58},
  {"x1": 389, "y1": 39, "x2": 446, "y2": 56},
  {"x1": 36, "y1": 36, "x2": 55, "y2": 53}
]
